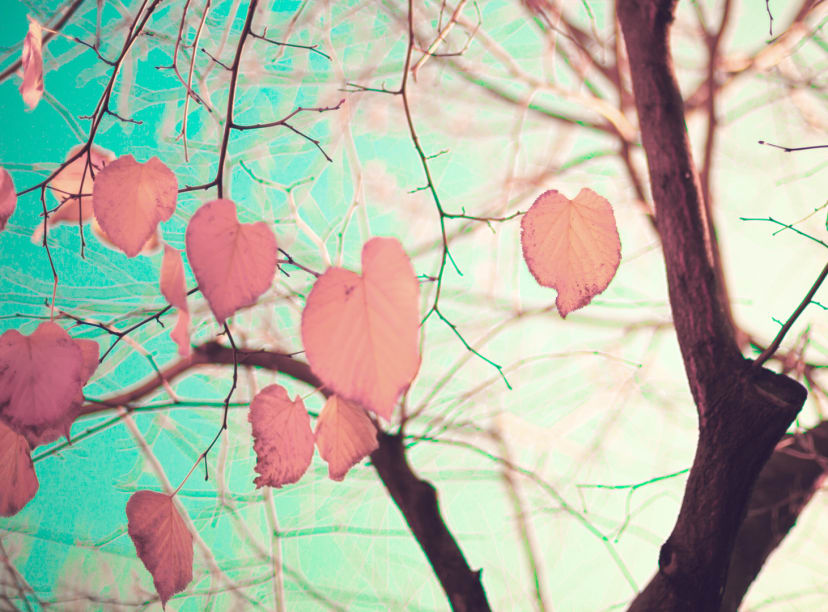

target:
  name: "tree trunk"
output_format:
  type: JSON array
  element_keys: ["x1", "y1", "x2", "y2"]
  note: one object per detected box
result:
[{"x1": 617, "y1": 1, "x2": 808, "y2": 608}]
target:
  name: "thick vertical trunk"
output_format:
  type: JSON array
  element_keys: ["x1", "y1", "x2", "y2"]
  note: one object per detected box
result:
[{"x1": 616, "y1": 1, "x2": 807, "y2": 609}]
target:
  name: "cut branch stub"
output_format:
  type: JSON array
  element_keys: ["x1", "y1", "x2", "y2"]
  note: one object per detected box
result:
[{"x1": 630, "y1": 365, "x2": 805, "y2": 611}]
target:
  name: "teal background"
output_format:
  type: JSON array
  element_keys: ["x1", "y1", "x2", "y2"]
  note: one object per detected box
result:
[{"x1": 1, "y1": 1, "x2": 827, "y2": 610}]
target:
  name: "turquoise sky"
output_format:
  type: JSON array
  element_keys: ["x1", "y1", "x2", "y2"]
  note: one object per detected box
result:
[{"x1": 1, "y1": 1, "x2": 828, "y2": 610}]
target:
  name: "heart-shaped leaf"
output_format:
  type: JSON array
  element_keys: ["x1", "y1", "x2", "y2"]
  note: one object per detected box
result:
[
  {"x1": 301, "y1": 237, "x2": 420, "y2": 420},
  {"x1": 314, "y1": 395, "x2": 379, "y2": 481},
  {"x1": 126, "y1": 490, "x2": 193, "y2": 609},
  {"x1": 46, "y1": 145, "x2": 116, "y2": 227},
  {"x1": 92, "y1": 155, "x2": 177, "y2": 257},
  {"x1": 20, "y1": 17, "x2": 43, "y2": 110},
  {"x1": 0, "y1": 421, "x2": 38, "y2": 517},
  {"x1": 185, "y1": 198, "x2": 277, "y2": 325},
  {"x1": 520, "y1": 188, "x2": 621, "y2": 317},
  {"x1": 0, "y1": 167, "x2": 16, "y2": 231},
  {"x1": 160, "y1": 244, "x2": 190, "y2": 356},
  {"x1": 0, "y1": 322, "x2": 98, "y2": 446},
  {"x1": 248, "y1": 384, "x2": 314, "y2": 488}
]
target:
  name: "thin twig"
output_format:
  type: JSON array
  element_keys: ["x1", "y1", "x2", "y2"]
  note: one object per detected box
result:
[
  {"x1": 754, "y1": 261, "x2": 828, "y2": 368},
  {"x1": 250, "y1": 28, "x2": 331, "y2": 60},
  {"x1": 758, "y1": 140, "x2": 828, "y2": 152}
]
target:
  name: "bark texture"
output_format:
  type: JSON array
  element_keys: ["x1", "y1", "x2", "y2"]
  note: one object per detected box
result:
[
  {"x1": 617, "y1": 1, "x2": 808, "y2": 609},
  {"x1": 723, "y1": 421, "x2": 828, "y2": 610}
]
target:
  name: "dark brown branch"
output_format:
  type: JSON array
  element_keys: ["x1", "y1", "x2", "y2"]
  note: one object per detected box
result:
[
  {"x1": 629, "y1": 365, "x2": 805, "y2": 611},
  {"x1": 249, "y1": 28, "x2": 331, "y2": 60},
  {"x1": 723, "y1": 420, "x2": 828, "y2": 611},
  {"x1": 617, "y1": 1, "x2": 808, "y2": 610},
  {"x1": 758, "y1": 140, "x2": 828, "y2": 153},
  {"x1": 370, "y1": 432, "x2": 491, "y2": 612},
  {"x1": 618, "y1": 0, "x2": 741, "y2": 405},
  {"x1": 213, "y1": 0, "x2": 258, "y2": 198},
  {"x1": 78, "y1": 341, "x2": 491, "y2": 611},
  {"x1": 698, "y1": 0, "x2": 741, "y2": 359},
  {"x1": 17, "y1": 0, "x2": 163, "y2": 258}
]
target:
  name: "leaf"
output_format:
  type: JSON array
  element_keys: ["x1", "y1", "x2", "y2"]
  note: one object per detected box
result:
[
  {"x1": 20, "y1": 17, "x2": 43, "y2": 110},
  {"x1": 248, "y1": 385, "x2": 314, "y2": 488},
  {"x1": 91, "y1": 217, "x2": 162, "y2": 256},
  {"x1": 160, "y1": 244, "x2": 190, "y2": 356},
  {"x1": 0, "y1": 167, "x2": 16, "y2": 231},
  {"x1": 520, "y1": 188, "x2": 621, "y2": 317},
  {"x1": 0, "y1": 322, "x2": 97, "y2": 446},
  {"x1": 126, "y1": 490, "x2": 193, "y2": 608},
  {"x1": 185, "y1": 198, "x2": 277, "y2": 325},
  {"x1": 46, "y1": 145, "x2": 116, "y2": 227},
  {"x1": 0, "y1": 421, "x2": 38, "y2": 517},
  {"x1": 92, "y1": 155, "x2": 177, "y2": 257},
  {"x1": 301, "y1": 237, "x2": 420, "y2": 420},
  {"x1": 314, "y1": 395, "x2": 379, "y2": 481},
  {"x1": 76, "y1": 338, "x2": 101, "y2": 384},
  {"x1": 33, "y1": 145, "x2": 160, "y2": 254}
]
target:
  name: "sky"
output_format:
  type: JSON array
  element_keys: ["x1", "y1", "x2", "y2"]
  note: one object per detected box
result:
[{"x1": 1, "y1": 0, "x2": 827, "y2": 610}]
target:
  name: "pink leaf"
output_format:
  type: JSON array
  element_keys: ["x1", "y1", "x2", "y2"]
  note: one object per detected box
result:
[
  {"x1": 169, "y1": 310, "x2": 191, "y2": 359},
  {"x1": 92, "y1": 155, "x2": 177, "y2": 257},
  {"x1": 248, "y1": 385, "x2": 314, "y2": 488},
  {"x1": 160, "y1": 245, "x2": 190, "y2": 356},
  {"x1": 0, "y1": 167, "x2": 16, "y2": 231},
  {"x1": 185, "y1": 199, "x2": 277, "y2": 325},
  {"x1": 520, "y1": 188, "x2": 621, "y2": 317},
  {"x1": 160, "y1": 245, "x2": 187, "y2": 310},
  {"x1": 0, "y1": 421, "x2": 38, "y2": 517},
  {"x1": 91, "y1": 217, "x2": 161, "y2": 256},
  {"x1": 46, "y1": 145, "x2": 116, "y2": 227},
  {"x1": 126, "y1": 490, "x2": 193, "y2": 608},
  {"x1": 20, "y1": 17, "x2": 43, "y2": 110},
  {"x1": 314, "y1": 395, "x2": 379, "y2": 481},
  {"x1": 301, "y1": 237, "x2": 420, "y2": 420},
  {"x1": 0, "y1": 322, "x2": 97, "y2": 446},
  {"x1": 76, "y1": 338, "x2": 100, "y2": 385}
]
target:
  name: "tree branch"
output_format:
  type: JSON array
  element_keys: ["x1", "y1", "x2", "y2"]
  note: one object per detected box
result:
[
  {"x1": 78, "y1": 341, "x2": 491, "y2": 612},
  {"x1": 370, "y1": 432, "x2": 491, "y2": 612},
  {"x1": 618, "y1": 0, "x2": 741, "y2": 405}
]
